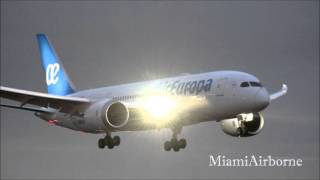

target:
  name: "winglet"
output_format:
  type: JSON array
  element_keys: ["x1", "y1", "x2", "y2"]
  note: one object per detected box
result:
[{"x1": 270, "y1": 84, "x2": 288, "y2": 101}]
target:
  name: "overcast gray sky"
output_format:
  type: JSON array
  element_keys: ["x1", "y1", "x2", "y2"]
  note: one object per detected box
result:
[{"x1": 1, "y1": 1, "x2": 319, "y2": 179}]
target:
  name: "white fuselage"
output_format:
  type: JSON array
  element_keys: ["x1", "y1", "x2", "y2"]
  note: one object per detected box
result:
[{"x1": 38, "y1": 71, "x2": 270, "y2": 133}]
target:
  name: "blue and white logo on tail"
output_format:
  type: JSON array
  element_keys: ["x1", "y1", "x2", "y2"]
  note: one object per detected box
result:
[{"x1": 37, "y1": 34, "x2": 75, "y2": 96}]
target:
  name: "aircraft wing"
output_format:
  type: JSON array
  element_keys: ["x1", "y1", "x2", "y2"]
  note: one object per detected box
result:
[{"x1": 0, "y1": 86, "x2": 90, "y2": 112}]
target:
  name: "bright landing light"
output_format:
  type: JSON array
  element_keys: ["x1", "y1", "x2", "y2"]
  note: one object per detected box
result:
[
  {"x1": 141, "y1": 95, "x2": 177, "y2": 119},
  {"x1": 138, "y1": 93, "x2": 207, "y2": 127},
  {"x1": 136, "y1": 81, "x2": 208, "y2": 127}
]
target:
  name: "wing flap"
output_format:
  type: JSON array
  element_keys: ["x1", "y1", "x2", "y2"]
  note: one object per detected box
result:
[
  {"x1": 0, "y1": 104, "x2": 54, "y2": 114},
  {"x1": 0, "y1": 86, "x2": 90, "y2": 112}
]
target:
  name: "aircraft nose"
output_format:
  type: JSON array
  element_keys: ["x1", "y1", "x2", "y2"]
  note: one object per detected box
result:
[{"x1": 255, "y1": 88, "x2": 270, "y2": 111}]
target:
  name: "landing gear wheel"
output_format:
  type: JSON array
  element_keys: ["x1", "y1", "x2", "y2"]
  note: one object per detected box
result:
[
  {"x1": 164, "y1": 141, "x2": 171, "y2": 151},
  {"x1": 98, "y1": 133, "x2": 121, "y2": 149},
  {"x1": 171, "y1": 138, "x2": 181, "y2": 152},
  {"x1": 172, "y1": 143, "x2": 180, "y2": 152},
  {"x1": 98, "y1": 138, "x2": 105, "y2": 149},
  {"x1": 103, "y1": 137, "x2": 114, "y2": 149},
  {"x1": 163, "y1": 126, "x2": 187, "y2": 151},
  {"x1": 179, "y1": 138, "x2": 186, "y2": 149},
  {"x1": 106, "y1": 143, "x2": 114, "y2": 149},
  {"x1": 113, "y1": 136, "x2": 120, "y2": 146}
]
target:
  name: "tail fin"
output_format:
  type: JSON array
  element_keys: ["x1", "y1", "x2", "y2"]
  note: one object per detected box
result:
[{"x1": 36, "y1": 34, "x2": 75, "y2": 95}]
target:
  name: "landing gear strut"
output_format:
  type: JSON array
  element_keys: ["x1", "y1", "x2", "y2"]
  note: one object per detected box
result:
[
  {"x1": 98, "y1": 132, "x2": 120, "y2": 149},
  {"x1": 164, "y1": 126, "x2": 186, "y2": 152}
]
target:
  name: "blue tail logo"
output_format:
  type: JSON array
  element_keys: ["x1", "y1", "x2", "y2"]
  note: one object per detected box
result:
[
  {"x1": 37, "y1": 34, "x2": 75, "y2": 95},
  {"x1": 46, "y1": 63, "x2": 60, "y2": 85}
]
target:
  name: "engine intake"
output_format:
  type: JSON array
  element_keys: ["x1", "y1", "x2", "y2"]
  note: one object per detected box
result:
[
  {"x1": 104, "y1": 102, "x2": 129, "y2": 128},
  {"x1": 220, "y1": 112, "x2": 264, "y2": 137}
]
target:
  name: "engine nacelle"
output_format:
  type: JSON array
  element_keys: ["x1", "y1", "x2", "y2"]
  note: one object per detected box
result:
[
  {"x1": 102, "y1": 101, "x2": 129, "y2": 128},
  {"x1": 82, "y1": 99, "x2": 129, "y2": 131},
  {"x1": 219, "y1": 112, "x2": 264, "y2": 137}
]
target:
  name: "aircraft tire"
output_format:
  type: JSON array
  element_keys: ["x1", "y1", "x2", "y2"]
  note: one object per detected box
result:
[
  {"x1": 179, "y1": 139, "x2": 186, "y2": 149},
  {"x1": 98, "y1": 138, "x2": 105, "y2": 149},
  {"x1": 113, "y1": 136, "x2": 120, "y2": 146},
  {"x1": 107, "y1": 143, "x2": 114, "y2": 149},
  {"x1": 164, "y1": 141, "x2": 171, "y2": 151},
  {"x1": 171, "y1": 139, "x2": 180, "y2": 152},
  {"x1": 173, "y1": 144, "x2": 180, "y2": 152}
]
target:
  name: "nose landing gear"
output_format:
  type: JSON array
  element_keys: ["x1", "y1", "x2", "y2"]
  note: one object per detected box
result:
[
  {"x1": 98, "y1": 132, "x2": 120, "y2": 149},
  {"x1": 164, "y1": 126, "x2": 187, "y2": 152}
]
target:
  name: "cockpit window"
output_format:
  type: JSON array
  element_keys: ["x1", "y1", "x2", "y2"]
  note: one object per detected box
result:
[
  {"x1": 250, "y1": 81, "x2": 262, "y2": 87},
  {"x1": 240, "y1": 82, "x2": 250, "y2": 87}
]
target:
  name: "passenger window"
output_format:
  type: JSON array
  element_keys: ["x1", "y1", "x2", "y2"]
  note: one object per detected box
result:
[
  {"x1": 250, "y1": 82, "x2": 262, "y2": 87},
  {"x1": 240, "y1": 82, "x2": 249, "y2": 87}
]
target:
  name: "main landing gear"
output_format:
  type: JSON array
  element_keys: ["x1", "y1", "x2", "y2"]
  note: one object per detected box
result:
[
  {"x1": 164, "y1": 126, "x2": 186, "y2": 152},
  {"x1": 98, "y1": 132, "x2": 120, "y2": 149}
]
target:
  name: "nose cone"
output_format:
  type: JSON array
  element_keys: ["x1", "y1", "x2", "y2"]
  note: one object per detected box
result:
[{"x1": 255, "y1": 88, "x2": 270, "y2": 111}]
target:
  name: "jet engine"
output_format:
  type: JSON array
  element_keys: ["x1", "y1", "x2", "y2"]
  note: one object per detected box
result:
[
  {"x1": 219, "y1": 112, "x2": 264, "y2": 137},
  {"x1": 103, "y1": 101, "x2": 129, "y2": 128},
  {"x1": 83, "y1": 99, "x2": 129, "y2": 130}
]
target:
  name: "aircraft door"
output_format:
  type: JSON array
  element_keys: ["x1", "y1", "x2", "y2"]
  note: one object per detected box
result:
[
  {"x1": 215, "y1": 78, "x2": 227, "y2": 96},
  {"x1": 229, "y1": 80, "x2": 237, "y2": 97}
]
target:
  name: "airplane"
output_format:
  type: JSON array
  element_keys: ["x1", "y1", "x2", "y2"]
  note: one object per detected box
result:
[{"x1": 0, "y1": 34, "x2": 288, "y2": 152}]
